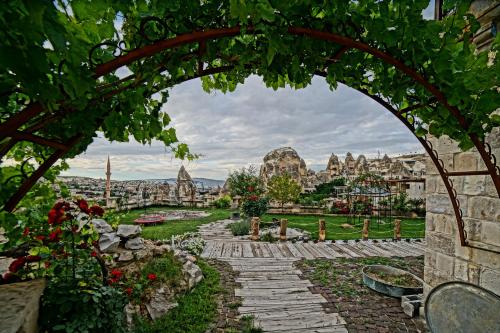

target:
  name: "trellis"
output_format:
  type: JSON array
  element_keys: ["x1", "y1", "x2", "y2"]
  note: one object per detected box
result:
[{"x1": 1, "y1": 5, "x2": 499, "y2": 254}]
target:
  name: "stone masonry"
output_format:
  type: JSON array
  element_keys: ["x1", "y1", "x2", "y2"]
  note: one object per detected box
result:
[{"x1": 424, "y1": 127, "x2": 500, "y2": 298}]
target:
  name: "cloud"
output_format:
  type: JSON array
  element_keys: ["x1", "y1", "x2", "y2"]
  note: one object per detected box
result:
[{"x1": 62, "y1": 75, "x2": 423, "y2": 180}]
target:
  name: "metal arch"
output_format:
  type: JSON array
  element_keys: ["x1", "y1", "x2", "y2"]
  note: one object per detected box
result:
[
  {"x1": 0, "y1": 26, "x2": 498, "y2": 250},
  {"x1": 1, "y1": 25, "x2": 498, "y2": 197},
  {"x1": 0, "y1": 64, "x2": 477, "y2": 250}
]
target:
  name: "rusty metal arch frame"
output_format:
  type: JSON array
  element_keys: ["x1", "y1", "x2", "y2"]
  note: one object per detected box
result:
[{"x1": 1, "y1": 26, "x2": 499, "y2": 252}]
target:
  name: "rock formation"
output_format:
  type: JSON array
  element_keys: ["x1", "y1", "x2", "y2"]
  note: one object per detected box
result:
[
  {"x1": 176, "y1": 166, "x2": 196, "y2": 202},
  {"x1": 326, "y1": 153, "x2": 342, "y2": 177},
  {"x1": 260, "y1": 147, "x2": 308, "y2": 188}
]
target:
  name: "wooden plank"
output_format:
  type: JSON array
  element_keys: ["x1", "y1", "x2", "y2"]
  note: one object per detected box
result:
[
  {"x1": 222, "y1": 242, "x2": 233, "y2": 257},
  {"x1": 267, "y1": 243, "x2": 284, "y2": 258},
  {"x1": 210, "y1": 241, "x2": 224, "y2": 258},
  {"x1": 259, "y1": 243, "x2": 272, "y2": 258},
  {"x1": 285, "y1": 243, "x2": 305, "y2": 258},
  {"x1": 317, "y1": 243, "x2": 343, "y2": 258},
  {"x1": 251, "y1": 242, "x2": 263, "y2": 257},
  {"x1": 242, "y1": 243, "x2": 254, "y2": 258},
  {"x1": 302, "y1": 243, "x2": 325, "y2": 258},
  {"x1": 200, "y1": 240, "x2": 215, "y2": 258},
  {"x1": 277, "y1": 242, "x2": 294, "y2": 257},
  {"x1": 293, "y1": 243, "x2": 315, "y2": 259},
  {"x1": 328, "y1": 243, "x2": 353, "y2": 258}
]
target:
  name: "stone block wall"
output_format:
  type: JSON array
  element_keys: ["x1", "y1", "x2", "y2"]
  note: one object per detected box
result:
[{"x1": 424, "y1": 127, "x2": 500, "y2": 297}]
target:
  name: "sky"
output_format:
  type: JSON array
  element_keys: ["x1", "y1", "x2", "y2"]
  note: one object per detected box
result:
[
  {"x1": 60, "y1": 2, "x2": 435, "y2": 181},
  {"x1": 61, "y1": 76, "x2": 424, "y2": 180}
]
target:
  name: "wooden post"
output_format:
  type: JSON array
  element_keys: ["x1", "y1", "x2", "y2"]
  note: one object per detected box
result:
[
  {"x1": 362, "y1": 219, "x2": 369, "y2": 241},
  {"x1": 251, "y1": 217, "x2": 260, "y2": 241},
  {"x1": 394, "y1": 219, "x2": 401, "y2": 241},
  {"x1": 318, "y1": 219, "x2": 326, "y2": 241},
  {"x1": 280, "y1": 219, "x2": 288, "y2": 241}
]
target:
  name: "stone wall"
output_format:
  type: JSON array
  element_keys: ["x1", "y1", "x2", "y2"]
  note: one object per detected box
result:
[{"x1": 424, "y1": 127, "x2": 500, "y2": 298}]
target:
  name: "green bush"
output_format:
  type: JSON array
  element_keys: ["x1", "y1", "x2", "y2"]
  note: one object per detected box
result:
[
  {"x1": 260, "y1": 232, "x2": 275, "y2": 243},
  {"x1": 230, "y1": 220, "x2": 251, "y2": 236},
  {"x1": 40, "y1": 282, "x2": 127, "y2": 333},
  {"x1": 213, "y1": 195, "x2": 231, "y2": 209},
  {"x1": 241, "y1": 197, "x2": 269, "y2": 218}
]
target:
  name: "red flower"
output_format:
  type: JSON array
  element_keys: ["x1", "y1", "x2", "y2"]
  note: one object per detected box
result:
[
  {"x1": 125, "y1": 287, "x2": 133, "y2": 296},
  {"x1": 76, "y1": 199, "x2": 90, "y2": 214},
  {"x1": 44, "y1": 262, "x2": 51, "y2": 269},
  {"x1": 147, "y1": 273, "x2": 157, "y2": 281},
  {"x1": 2, "y1": 272, "x2": 19, "y2": 283},
  {"x1": 247, "y1": 185, "x2": 254, "y2": 192},
  {"x1": 9, "y1": 257, "x2": 26, "y2": 273},
  {"x1": 35, "y1": 235, "x2": 45, "y2": 241},
  {"x1": 48, "y1": 209, "x2": 60, "y2": 225},
  {"x1": 22, "y1": 227, "x2": 30, "y2": 237},
  {"x1": 90, "y1": 251, "x2": 97, "y2": 257},
  {"x1": 248, "y1": 195, "x2": 258, "y2": 201},
  {"x1": 108, "y1": 277, "x2": 119, "y2": 284},
  {"x1": 111, "y1": 269, "x2": 123, "y2": 279},
  {"x1": 89, "y1": 205, "x2": 104, "y2": 216},
  {"x1": 25, "y1": 255, "x2": 41, "y2": 262},
  {"x1": 48, "y1": 227, "x2": 62, "y2": 242},
  {"x1": 53, "y1": 201, "x2": 71, "y2": 211}
]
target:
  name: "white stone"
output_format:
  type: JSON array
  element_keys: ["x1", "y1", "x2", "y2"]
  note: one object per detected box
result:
[
  {"x1": 116, "y1": 225, "x2": 142, "y2": 239},
  {"x1": 145, "y1": 286, "x2": 178, "y2": 320},
  {"x1": 99, "y1": 232, "x2": 121, "y2": 253},
  {"x1": 91, "y1": 219, "x2": 113, "y2": 234},
  {"x1": 118, "y1": 251, "x2": 134, "y2": 262},
  {"x1": 125, "y1": 237, "x2": 145, "y2": 250}
]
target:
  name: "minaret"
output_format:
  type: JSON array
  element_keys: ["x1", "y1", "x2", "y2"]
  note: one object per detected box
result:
[{"x1": 105, "y1": 156, "x2": 111, "y2": 206}]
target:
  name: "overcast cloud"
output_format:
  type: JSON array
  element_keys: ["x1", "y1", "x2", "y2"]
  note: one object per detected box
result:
[{"x1": 62, "y1": 75, "x2": 424, "y2": 180}]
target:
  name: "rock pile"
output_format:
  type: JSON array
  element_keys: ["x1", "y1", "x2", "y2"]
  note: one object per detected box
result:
[{"x1": 92, "y1": 219, "x2": 204, "y2": 324}]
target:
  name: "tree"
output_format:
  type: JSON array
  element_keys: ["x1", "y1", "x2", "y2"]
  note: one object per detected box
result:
[
  {"x1": 267, "y1": 173, "x2": 302, "y2": 212},
  {"x1": 227, "y1": 166, "x2": 264, "y2": 199}
]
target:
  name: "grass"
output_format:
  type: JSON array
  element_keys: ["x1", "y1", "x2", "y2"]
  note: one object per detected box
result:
[
  {"x1": 117, "y1": 206, "x2": 232, "y2": 240},
  {"x1": 115, "y1": 205, "x2": 424, "y2": 240},
  {"x1": 132, "y1": 260, "x2": 221, "y2": 333},
  {"x1": 260, "y1": 213, "x2": 425, "y2": 240},
  {"x1": 141, "y1": 252, "x2": 184, "y2": 288},
  {"x1": 300, "y1": 256, "x2": 424, "y2": 298}
]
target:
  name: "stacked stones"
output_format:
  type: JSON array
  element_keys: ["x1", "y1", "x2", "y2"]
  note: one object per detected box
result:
[{"x1": 93, "y1": 219, "x2": 146, "y2": 263}]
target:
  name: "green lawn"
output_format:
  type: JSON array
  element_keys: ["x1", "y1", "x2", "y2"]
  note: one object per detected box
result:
[
  {"x1": 114, "y1": 206, "x2": 424, "y2": 241},
  {"x1": 117, "y1": 206, "x2": 231, "y2": 240},
  {"x1": 132, "y1": 260, "x2": 220, "y2": 333},
  {"x1": 260, "y1": 213, "x2": 425, "y2": 240}
]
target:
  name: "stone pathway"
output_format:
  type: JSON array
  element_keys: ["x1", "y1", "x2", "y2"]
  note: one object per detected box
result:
[{"x1": 199, "y1": 219, "x2": 425, "y2": 332}]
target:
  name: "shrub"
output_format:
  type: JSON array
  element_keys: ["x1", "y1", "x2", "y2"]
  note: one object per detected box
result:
[
  {"x1": 40, "y1": 282, "x2": 127, "y2": 333},
  {"x1": 230, "y1": 220, "x2": 251, "y2": 236},
  {"x1": 241, "y1": 197, "x2": 269, "y2": 218},
  {"x1": 213, "y1": 195, "x2": 231, "y2": 209},
  {"x1": 260, "y1": 232, "x2": 275, "y2": 243}
]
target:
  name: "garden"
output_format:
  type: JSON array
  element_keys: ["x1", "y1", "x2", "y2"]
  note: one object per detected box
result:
[{"x1": 1, "y1": 0, "x2": 498, "y2": 332}]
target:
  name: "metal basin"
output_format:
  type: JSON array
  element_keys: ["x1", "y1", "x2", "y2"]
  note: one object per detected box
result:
[{"x1": 362, "y1": 264, "x2": 423, "y2": 297}]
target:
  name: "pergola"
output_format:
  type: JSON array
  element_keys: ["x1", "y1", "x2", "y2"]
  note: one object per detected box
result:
[{"x1": 0, "y1": 1, "x2": 498, "y2": 253}]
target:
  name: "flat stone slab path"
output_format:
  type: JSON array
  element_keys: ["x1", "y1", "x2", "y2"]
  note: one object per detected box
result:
[{"x1": 199, "y1": 219, "x2": 425, "y2": 332}]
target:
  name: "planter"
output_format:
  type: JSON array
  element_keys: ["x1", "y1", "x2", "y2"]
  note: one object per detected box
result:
[{"x1": 362, "y1": 265, "x2": 423, "y2": 297}]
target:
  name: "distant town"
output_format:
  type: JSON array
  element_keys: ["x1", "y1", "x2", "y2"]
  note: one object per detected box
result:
[{"x1": 59, "y1": 147, "x2": 426, "y2": 212}]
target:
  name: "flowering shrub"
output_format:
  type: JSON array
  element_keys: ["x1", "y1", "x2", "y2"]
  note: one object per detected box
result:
[
  {"x1": 330, "y1": 201, "x2": 350, "y2": 214},
  {"x1": 1, "y1": 198, "x2": 129, "y2": 333},
  {"x1": 172, "y1": 232, "x2": 206, "y2": 256},
  {"x1": 241, "y1": 197, "x2": 269, "y2": 218},
  {"x1": 1, "y1": 199, "x2": 104, "y2": 284}
]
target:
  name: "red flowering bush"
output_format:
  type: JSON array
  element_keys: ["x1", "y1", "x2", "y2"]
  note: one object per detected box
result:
[{"x1": 1, "y1": 199, "x2": 105, "y2": 285}]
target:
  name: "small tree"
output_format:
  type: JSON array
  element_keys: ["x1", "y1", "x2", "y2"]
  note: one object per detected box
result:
[
  {"x1": 267, "y1": 173, "x2": 302, "y2": 212},
  {"x1": 227, "y1": 166, "x2": 264, "y2": 198}
]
